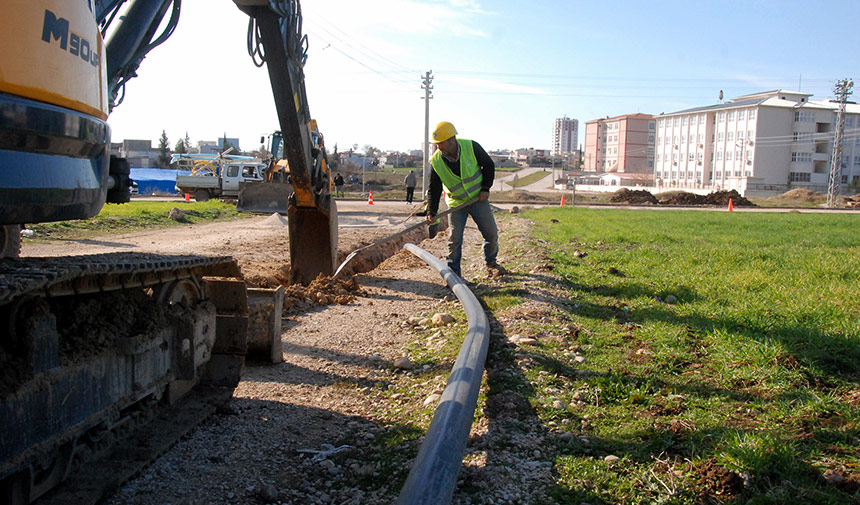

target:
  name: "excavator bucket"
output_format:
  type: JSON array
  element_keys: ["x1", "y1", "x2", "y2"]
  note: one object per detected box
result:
[
  {"x1": 288, "y1": 194, "x2": 338, "y2": 286},
  {"x1": 237, "y1": 180, "x2": 293, "y2": 214}
]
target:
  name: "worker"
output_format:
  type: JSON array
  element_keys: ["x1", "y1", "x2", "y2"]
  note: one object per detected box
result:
[
  {"x1": 426, "y1": 121, "x2": 505, "y2": 277},
  {"x1": 333, "y1": 173, "x2": 345, "y2": 198},
  {"x1": 404, "y1": 170, "x2": 417, "y2": 204}
]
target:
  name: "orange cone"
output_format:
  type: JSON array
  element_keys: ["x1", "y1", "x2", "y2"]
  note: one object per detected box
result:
[
  {"x1": 368, "y1": 190, "x2": 374, "y2": 205},
  {"x1": 560, "y1": 194, "x2": 565, "y2": 206},
  {"x1": 728, "y1": 198, "x2": 733, "y2": 212},
  {"x1": 185, "y1": 193, "x2": 190, "y2": 202}
]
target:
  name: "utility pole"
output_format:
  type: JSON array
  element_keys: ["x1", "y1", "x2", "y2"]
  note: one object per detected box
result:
[
  {"x1": 827, "y1": 78, "x2": 854, "y2": 208},
  {"x1": 421, "y1": 71, "x2": 434, "y2": 197}
]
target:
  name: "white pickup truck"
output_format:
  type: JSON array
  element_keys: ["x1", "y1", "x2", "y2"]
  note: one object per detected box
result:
[{"x1": 176, "y1": 162, "x2": 267, "y2": 202}]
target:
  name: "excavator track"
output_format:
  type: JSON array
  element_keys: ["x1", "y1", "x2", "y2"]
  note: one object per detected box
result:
[{"x1": 0, "y1": 253, "x2": 249, "y2": 505}]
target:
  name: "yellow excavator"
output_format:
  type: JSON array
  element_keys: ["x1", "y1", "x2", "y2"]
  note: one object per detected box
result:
[{"x1": 0, "y1": 0, "x2": 335, "y2": 502}]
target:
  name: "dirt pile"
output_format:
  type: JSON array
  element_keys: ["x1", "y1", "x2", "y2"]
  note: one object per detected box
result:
[
  {"x1": 659, "y1": 189, "x2": 755, "y2": 207},
  {"x1": 283, "y1": 274, "x2": 366, "y2": 310},
  {"x1": 610, "y1": 188, "x2": 659, "y2": 204},
  {"x1": 779, "y1": 188, "x2": 822, "y2": 202}
]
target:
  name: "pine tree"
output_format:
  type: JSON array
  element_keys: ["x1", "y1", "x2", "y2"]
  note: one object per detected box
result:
[{"x1": 157, "y1": 130, "x2": 171, "y2": 168}]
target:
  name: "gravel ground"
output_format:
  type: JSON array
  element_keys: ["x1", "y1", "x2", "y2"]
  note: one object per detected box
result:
[{"x1": 25, "y1": 208, "x2": 568, "y2": 504}]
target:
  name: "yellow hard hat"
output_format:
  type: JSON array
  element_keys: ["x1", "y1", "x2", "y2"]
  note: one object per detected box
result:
[{"x1": 431, "y1": 121, "x2": 457, "y2": 143}]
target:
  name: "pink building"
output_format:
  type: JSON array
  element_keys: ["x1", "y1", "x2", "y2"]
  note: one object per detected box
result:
[{"x1": 584, "y1": 113, "x2": 655, "y2": 173}]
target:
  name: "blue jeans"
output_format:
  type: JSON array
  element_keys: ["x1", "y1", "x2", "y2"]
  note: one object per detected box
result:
[{"x1": 447, "y1": 199, "x2": 498, "y2": 276}]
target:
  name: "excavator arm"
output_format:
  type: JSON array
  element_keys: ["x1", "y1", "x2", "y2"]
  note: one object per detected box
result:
[{"x1": 233, "y1": 0, "x2": 338, "y2": 285}]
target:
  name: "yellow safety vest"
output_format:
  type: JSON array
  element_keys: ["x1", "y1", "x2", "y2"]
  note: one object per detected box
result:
[{"x1": 430, "y1": 139, "x2": 482, "y2": 208}]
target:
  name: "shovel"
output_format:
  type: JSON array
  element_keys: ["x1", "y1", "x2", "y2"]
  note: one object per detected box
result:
[{"x1": 333, "y1": 197, "x2": 479, "y2": 279}]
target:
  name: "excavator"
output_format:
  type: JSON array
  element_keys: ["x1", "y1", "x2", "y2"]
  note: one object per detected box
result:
[{"x1": 0, "y1": 0, "x2": 336, "y2": 502}]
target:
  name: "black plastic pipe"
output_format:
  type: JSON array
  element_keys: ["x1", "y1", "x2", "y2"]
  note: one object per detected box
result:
[{"x1": 396, "y1": 244, "x2": 490, "y2": 505}]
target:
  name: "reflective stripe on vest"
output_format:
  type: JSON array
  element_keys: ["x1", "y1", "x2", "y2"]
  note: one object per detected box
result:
[{"x1": 430, "y1": 139, "x2": 482, "y2": 207}]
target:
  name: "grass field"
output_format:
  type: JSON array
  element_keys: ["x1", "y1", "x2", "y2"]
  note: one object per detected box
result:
[
  {"x1": 495, "y1": 207, "x2": 860, "y2": 503},
  {"x1": 507, "y1": 170, "x2": 551, "y2": 188},
  {"x1": 25, "y1": 200, "x2": 246, "y2": 239}
]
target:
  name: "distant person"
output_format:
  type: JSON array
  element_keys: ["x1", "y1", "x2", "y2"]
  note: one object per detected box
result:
[
  {"x1": 333, "y1": 173, "x2": 344, "y2": 197},
  {"x1": 426, "y1": 121, "x2": 505, "y2": 277},
  {"x1": 404, "y1": 170, "x2": 417, "y2": 203}
]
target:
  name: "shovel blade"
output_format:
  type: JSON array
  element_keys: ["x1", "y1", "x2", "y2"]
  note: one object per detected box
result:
[
  {"x1": 288, "y1": 196, "x2": 338, "y2": 286},
  {"x1": 237, "y1": 181, "x2": 294, "y2": 214}
]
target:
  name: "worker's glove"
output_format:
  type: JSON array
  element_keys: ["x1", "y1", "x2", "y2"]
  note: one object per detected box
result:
[{"x1": 428, "y1": 223, "x2": 439, "y2": 239}]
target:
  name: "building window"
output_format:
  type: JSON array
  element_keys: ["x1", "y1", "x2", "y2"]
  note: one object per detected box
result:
[
  {"x1": 673, "y1": 117, "x2": 680, "y2": 126},
  {"x1": 790, "y1": 172, "x2": 811, "y2": 182},
  {"x1": 699, "y1": 115, "x2": 706, "y2": 124},
  {"x1": 689, "y1": 153, "x2": 695, "y2": 161},
  {"x1": 682, "y1": 117, "x2": 687, "y2": 126},
  {"x1": 727, "y1": 132, "x2": 733, "y2": 142},
  {"x1": 719, "y1": 112, "x2": 726, "y2": 122},
  {"x1": 748, "y1": 130, "x2": 754, "y2": 139},
  {"x1": 697, "y1": 152, "x2": 703, "y2": 161},
  {"x1": 650, "y1": 122, "x2": 656, "y2": 130},
  {"x1": 855, "y1": 156, "x2": 860, "y2": 165},
  {"x1": 791, "y1": 152, "x2": 812, "y2": 162},
  {"x1": 736, "y1": 150, "x2": 742, "y2": 160},
  {"x1": 697, "y1": 133, "x2": 703, "y2": 144},
  {"x1": 718, "y1": 132, "x2": 724, "y2": 142},
  {"x1": 749, "y1": 109, "x2": 756, "y2": 120},
  {"x1": 738, "y1": 131, "x2": 744, "y2": 141},
  {"x1": 656, "y1": 154, "x2": 661, "y2": 162},
  {"x1": 681, "y1": 135, "x2": 686, "y2": 144},
  {"x1": 649, "y1": 135, "x2": 655, "y2": 142},
  {"x1": 728, "y1": 111, "x2": 735, "y2": 121},
  {"x1": 794, "y1": 111, "x2": 813, "y2": 122},
  {"x1": 726, "y1": 151, "x2": 733, "y2": 161},
  {"x1": 738, "y1": 110, "x2": 745, "y2": 120},
  {"x1": 717, "y1": 151, "x2": 722, "y2": 160},
  {"x1": 659, "y1": 119, "x2": 665, "y2": 127}
]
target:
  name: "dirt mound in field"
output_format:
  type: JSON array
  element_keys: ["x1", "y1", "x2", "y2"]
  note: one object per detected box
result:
[
  {"x1": 609, "y1": 188, "x2": 659, "y2": 204},
  {"x1": 779, "y1": 188, "x2": 822, "y2": 202},
  {"x1": 659, "y1": 190, "x2": 755, "y2": 207}
]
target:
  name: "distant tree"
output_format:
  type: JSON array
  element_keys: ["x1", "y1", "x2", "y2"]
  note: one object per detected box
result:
[
  {"x1": 183, "y1": 132, "x2": 192, "y2": 151},
  {"x1": 363, "y1": 144, "x2": 380, "y2": 158},
  {"x1": 157, "y1": 130, "x2": 171, "y2": 168},
  {"x1": 174, "y1": 139, "x2": 187, "y2": 154}
]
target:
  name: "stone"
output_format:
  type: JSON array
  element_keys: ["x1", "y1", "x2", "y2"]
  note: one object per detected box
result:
[
  {"x1": 394, "y1": 357, "x2": 413, "y2": 369},
  {"x1": 255, "y1": 483, "x2": 279, "y2": 502},
  {"x1": 517, "y1": 337, "x2": 537, "y2": 345},
  {"x1": 423, "y1": 393, "x2": 442, "y2": 406},
  {"x1": 432, "y1": 313, "x2": 455, "y2": 326},
  {"x1": 604, "y1": 455, "x2": 619, "y2": 462},
  {"x1": 507, "y1": 334, "x2": 521, "y2": 344},
  {"x1": 665, "y1": 294, "x2": 678, "y2": 304},
  {"x1": 574, "y1": 355, "x2": 587, "y2": 363},
  {"x1": 510, "y1": 206, "x2": 519, "y2": 214},
  {"x1": 552, "y1": 399, "x2": 567, "y2": 410}
]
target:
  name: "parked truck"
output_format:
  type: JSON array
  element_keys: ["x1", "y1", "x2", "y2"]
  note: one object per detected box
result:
[{"x1": 175, "y1": 160, "x2": 269, "y2": 202}]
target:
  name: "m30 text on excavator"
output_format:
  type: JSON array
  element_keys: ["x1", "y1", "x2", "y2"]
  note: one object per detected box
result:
[{"x1": 41, "y1": 10, "x2": 99, "y2": 67}]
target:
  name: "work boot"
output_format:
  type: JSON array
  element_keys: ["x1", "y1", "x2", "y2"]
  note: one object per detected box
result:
[{"x1": 486, "y1": 262, "x2": 508, "y2": 277}]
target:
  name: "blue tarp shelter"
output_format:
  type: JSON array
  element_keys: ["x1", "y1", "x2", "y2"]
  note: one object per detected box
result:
[{"x1": 130, "y1": 168, "x2": 191, "y2": 195}]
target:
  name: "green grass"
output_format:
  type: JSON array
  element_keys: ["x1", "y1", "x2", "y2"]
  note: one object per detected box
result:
[
  {"x1": 495, "y1": 208, "x2": 860, "y2": 504},
  {"x1": 508, "y1": 170, "x2": 551, "y2": 188},
  {"x1": 26, "y1": 200, "x2": 248, "y2": 239}
]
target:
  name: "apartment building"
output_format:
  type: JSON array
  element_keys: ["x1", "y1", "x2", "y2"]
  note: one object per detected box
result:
[
  {"x1": 552, "y1": 116, "x2": 579, "y2": 156},
  {"x1": 583, "y1": 113, "x2": 655, "y2": 174},
  {"x1": 654, "y1": 90, "x2": 860, "y2": 194}
]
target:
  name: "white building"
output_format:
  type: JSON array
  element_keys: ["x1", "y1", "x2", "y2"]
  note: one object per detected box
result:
[
  {"x1": 552, "y1": 116, "x2": 579, "y2": 156},
  {"x1": 654, "y1": 90, "x2": 860, "y2": 195}
]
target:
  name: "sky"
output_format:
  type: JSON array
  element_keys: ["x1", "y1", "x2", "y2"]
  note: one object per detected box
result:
[{"x1": 107, "y1": 0, "x2": 859, "y2": 154}]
